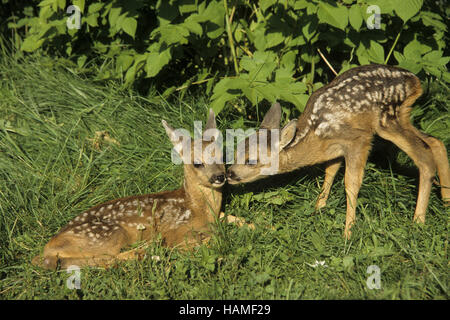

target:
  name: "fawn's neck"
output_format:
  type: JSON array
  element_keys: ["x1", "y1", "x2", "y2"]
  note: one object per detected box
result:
[
  {"x1": 278, "y1": 130, "x2": 344, "y2": 173},
  {"x1": 183, "y1": 180, "x2": 222, "y2": 221}
]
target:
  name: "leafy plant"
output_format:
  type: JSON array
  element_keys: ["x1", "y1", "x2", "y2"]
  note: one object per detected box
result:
[{"x1": 5, "y1": 0, "x2": 449, "y2": 115}]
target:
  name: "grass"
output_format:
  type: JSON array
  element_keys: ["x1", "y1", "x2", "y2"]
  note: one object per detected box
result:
[{"x1": 0, "y1": 53, "x2": 448, "y2": 300}]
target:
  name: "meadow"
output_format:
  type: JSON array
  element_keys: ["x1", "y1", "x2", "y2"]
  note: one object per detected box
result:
[{"x1": 0, "y1": 53, "x2": 448, "y2": 300}]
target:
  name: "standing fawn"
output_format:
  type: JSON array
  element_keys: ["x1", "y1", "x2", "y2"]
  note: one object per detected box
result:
[
  {"x1": 33, "y1": 110, "x2": 244, "y2": 270},
  {"x1": 227, "y1": 64, "x2": 450, "y2": 239}
]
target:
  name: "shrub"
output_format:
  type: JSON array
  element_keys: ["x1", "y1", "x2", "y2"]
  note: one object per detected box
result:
[{"x1": 6, "y1": 0, "x2": 449, "y2": 114}]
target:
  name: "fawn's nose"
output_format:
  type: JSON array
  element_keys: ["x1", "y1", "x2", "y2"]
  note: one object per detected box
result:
[
  {"x1": 226, "y1": 170, "x2": 239, "y2": 181},
  {"x1": 211, "y1": 174, "x2": 225, "y2": 185}
]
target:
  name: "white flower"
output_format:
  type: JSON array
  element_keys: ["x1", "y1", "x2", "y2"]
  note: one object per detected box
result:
[{"x1": 306, "y1": 260, "x2": 328, "y2": 268}]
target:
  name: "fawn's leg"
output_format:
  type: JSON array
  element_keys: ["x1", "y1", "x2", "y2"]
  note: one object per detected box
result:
[
  {"x1": 376, "y1": 125, "x2": 436, "y2": 224},
  {"x1": 344, "y1": 136, "x2": 372, "y2": 239},
  {"x1": 315, "y1": 159, "x2": 342, "y2": 210},
  {"x1": 219, "y1": 212, "x2": 255, "y2": 229},
  {"x1": 343, "y1": 140, "x2": 371, "y2": 239},
  {"x1": 33, "y1": 226, "x2": 130, "y2": 270},
  {"x1": 409, "y1": 129, "x2": 450, "y2": 205}
]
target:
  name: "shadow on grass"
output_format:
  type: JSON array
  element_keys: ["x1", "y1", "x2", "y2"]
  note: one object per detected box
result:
[{"x1": 222, "y1": 135, "x2": 430, "y2": 206}]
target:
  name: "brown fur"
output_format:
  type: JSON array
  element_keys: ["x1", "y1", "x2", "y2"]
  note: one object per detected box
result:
[
  {"x1": 228, "y1": 64, "x2": 450, "y2": 239},
  {"x1": 32, "y1": 110, "x2": 252, "y2": 270}
]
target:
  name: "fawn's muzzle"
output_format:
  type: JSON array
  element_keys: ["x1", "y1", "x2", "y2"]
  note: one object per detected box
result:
[
  {"x1": 210, "y1": 174, "x2": 226, "y2": 185},
  {"x1": 226, "y1": 170, "x2": 240, "y2": 182}
]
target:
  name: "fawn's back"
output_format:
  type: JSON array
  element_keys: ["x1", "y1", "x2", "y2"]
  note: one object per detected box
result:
[{"x1": 296, "y1": 64, "x2": 421, "y2": 140}]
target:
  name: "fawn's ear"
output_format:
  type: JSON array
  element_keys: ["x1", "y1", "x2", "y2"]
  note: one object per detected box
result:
[
  {"x1": 204, "y1": 109, "x2": 220, "y2": 142},
  {"x1": 162, "y1": 120, "x2": 191, "y2": 159},
  {"x1": 205, "y1": 109, "x2": 216, "y2": 130},
  {"x1": 162, "y1": 120, "x2": 177, "y2": 143},
  {"x1": 279, "y1": 119, "x2": 297, "y2": 150},
  {"x1": 260, "y1": 102, "x2": 281, "y2": 129}
]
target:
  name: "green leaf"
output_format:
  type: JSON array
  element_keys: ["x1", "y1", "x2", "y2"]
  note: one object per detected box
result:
[
  {"x1": 77, "y1": 55, "x2": 87, "y2": 68},
  {"x1": 349, "y1": 5, "x2": 363, "y2": 31},
  {"x1": 403, "y1": 40, "x2": 422, "y2": 60},
  {"x1": 121, "y1": 17, "x2": 137, "y2": 38},
  {"x1": 57, "y1": 0, "x2": 66, "y2": 10},
  {"x1": 366, "y1": 0, "x2": 395, "y2": 14},
  {"x1": 420, "y1": 11, "x2": 446, "y2": 31},
  {"x1": 116, "y1": 54, "x2": 134, "y2": 72},
  {"x1": 366, "y1": 41, "x2": 385, "y2": 64},
  {"x1": 210, "y1": 92, "x2": 236, "y2": 115},
  {"x1": 260, "y1": 0, "x2": 277, "y2": 12},
  {"x1": 84, "y1": 13, "x2": 98, "y2": 27},
  {"x1": 145, "y1": 49, "x2": 171, "y2": 78},
  {"x1": 356, "y1": 43, "x2": 370, "y2": 65},
  {"x1": 423, "y1": 51, "x2": 449, "y2": 66},
  {"x1": 156, "y1": 24, "x2": 190, "y2": 45},
  {"x1": 394, "y1": 0, "x2": 423, "y2": 23},
  {"x1": 157, "y1": 1, "x2": 179, "y2": 25},
  {"x1": 397, "y1": 59, "x2": 422, "y2": 74},
  {"x1": 88, "y1": 3, "x2": 104, "y2": 14},
  {"x1": 38, "y1": 0, "x2": 55, "y2": 8},
  {"x1": 317, "y1": 3, "x2": 348, "y2": 31},
  {"x1": 108, "y1": 7, "x2": 121, "y2": 27},
  {"x1": 301, "y1": 15, "x2": 318, "y2": 41},
  {"x1": 179, "y1": 0, "x2": 198, "y2": 14},
  {"x1": 21, "y1": 35, "x2": 45, "y2": 52},
  {"x1": 183, "y1": 20, "x2": 202, "y2": 36},
  {"x1": 72, "y1": 0, "x2": 85, "y2": 12},
  {"x1": 265, "y1": 32, "x2": 285, "y2": 49},
  {"x1": 293, "y1": 0, "x2": 309, "y2": 10}
]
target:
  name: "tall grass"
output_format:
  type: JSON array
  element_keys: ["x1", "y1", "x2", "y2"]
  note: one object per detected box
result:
[{"x1": 0, "y1": 53, "x2": 448, "y2": 299}]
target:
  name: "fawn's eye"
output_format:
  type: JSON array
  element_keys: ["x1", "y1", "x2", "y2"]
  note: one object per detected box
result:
[{"x1": 194, "y1": 162, "x2": 204, "y2": 168}]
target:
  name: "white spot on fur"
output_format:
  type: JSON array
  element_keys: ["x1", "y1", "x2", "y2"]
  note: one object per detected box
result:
[
  {"x1": 396, "y1": 84, "x2": 404, "y2": 101},
  {"x1": 136, "y1": 223, "x2": 146, "y2": 230},
  {"x1": 176, "y1": 209, "x2": 192, "y2": 226}
]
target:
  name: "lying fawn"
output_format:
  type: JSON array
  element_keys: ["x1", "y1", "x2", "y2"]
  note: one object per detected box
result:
[
  {"x1": 33, "y1": 110, "x2": 242, "y2": 269},
  {"x1": 227, "y1": 64, "x2": 450, "y2": 239}
]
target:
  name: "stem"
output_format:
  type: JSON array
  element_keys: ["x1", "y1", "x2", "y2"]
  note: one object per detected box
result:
[
  {"x1": 224, "y1": 1, "x2": 239, "y2": 75},
  {"x1": 317, "y1": 49, "x2": 338, "y2": 76},
  {"x1": 384, "y1": 25, "x2": 403, "y2": 64}
]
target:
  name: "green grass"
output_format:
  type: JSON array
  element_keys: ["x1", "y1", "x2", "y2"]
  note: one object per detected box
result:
[{"x1": 0, "y1": 53, "x2": 448, "y2": 300}]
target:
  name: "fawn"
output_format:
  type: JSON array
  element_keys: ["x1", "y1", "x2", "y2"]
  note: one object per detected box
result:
[
  {"x1": 33, "y1": 110, "x2": 247, "y2": 269},
  {"x1": 227, "y1": 64, "x2": 450, "y2": 239}
]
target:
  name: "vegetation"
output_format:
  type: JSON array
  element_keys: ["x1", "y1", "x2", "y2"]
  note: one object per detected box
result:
[
  {"x1": 0, "y1": 53, "x2": 448, "y2": 299},
  {"x1": 3, "y1": 0, "x2": 449, "y2": 115},
  {"x1": 0, "y1": 0, "x2": 448, "y2": 300}
]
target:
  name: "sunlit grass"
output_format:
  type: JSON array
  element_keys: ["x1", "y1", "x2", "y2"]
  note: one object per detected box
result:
[{"x1": 0, "y1": 54, "x2": 448, "y2": 299}]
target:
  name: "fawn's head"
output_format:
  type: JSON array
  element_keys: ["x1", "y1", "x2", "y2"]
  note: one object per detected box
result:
[
  {"x1": 162, "y1": 109, "x2": 225, "y2": 189},
  {"x1": 227, "y1": 102, "x2": 297, "y2": 184}
]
